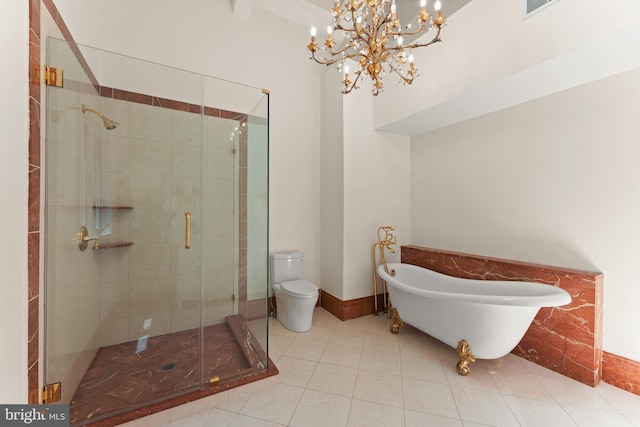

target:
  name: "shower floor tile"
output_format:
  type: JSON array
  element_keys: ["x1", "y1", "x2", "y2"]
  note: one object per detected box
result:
[{"x1": 69, "y1": 315, "x2": 267, "y2": 425}]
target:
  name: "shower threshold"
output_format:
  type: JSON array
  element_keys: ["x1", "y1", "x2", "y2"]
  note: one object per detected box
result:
[{"x1": 68, "y1": 314, "x2": 276, "y2": 426}]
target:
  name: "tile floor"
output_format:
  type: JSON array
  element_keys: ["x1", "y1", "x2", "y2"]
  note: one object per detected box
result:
[{"x1": 119, "y1": 308, "x2": 640, "y2": 427}]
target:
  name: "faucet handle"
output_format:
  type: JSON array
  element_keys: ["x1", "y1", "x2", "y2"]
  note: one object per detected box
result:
[
  {"x1": 377, "y1": 226, "x2": 396, "y2": 253},
  {"x1": 75, "y1": 225, "x2": 101, "y2": 252}
]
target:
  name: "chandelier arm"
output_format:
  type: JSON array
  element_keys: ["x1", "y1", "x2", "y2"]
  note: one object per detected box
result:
[
  {"x1": 381, "y1": 29, "x2": 442, "y2": 55},
  {"x1": 349, "y1": 5, "x2": 374, "y2": 43},
  {"x1": 385, "y1": 22, "x2": 428, "y2": 39},
  {"x1": 310, "y1": 55, "x2": 338, "y2": 66},
  {"x1": 381, "y1": 40, "x2": 439, "y2": 58},
  {"x1": 327, "y1": 43, "x2": 361, "y2": 57},
  {"x1": 354, "y1": 18, "x2": 377, "y2": 37},
  {"x1": 311, "y1": 50, "x2": 362, "y2": 66},
  {"x1": 379, "y1": 1, "x2": 392, "y2": 25},
  {"x1": 343, "y1": 70, "x2": 364, "y2": 95},
  {"x1": 334, "y1": 22, "x2": 371, "y2": 53},
  {"x1": 375, "y1": 5, "x2": 392, "y2": 40},
  {"x1": 387, "y1": 61, "x2": 415, "y2": 85},
  {"x1": 334, "y1": 21, "x2": 359, "y2": 34},
  {"x1": 310, "y1": 55, "x2": 357, "y2": 66},
  {"x1": 372, "y1": 4, "x2": 385, "y2": 36},
  {"x1": 403, "y1": 32, "x2": 442, "y2": 50}
]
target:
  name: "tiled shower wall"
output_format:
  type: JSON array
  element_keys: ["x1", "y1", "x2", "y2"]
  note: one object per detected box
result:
[
  {"x1": 95, "y1": 98, "x2": 242, "y2": 346},
  {"x1": 45, "y1": 88, "x2": 248, "y2": 402}
]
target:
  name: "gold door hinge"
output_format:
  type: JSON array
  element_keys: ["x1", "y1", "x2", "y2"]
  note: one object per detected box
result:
[
  {"x1": 42, "y1": 382, "x2": 61, "y2": 404},
  {"x1": 44, "y1": 66, "x2": 63, "y2": 87}
]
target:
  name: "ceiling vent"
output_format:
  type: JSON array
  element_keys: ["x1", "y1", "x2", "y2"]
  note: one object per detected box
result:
[{"x1": 526, "y1": 0, "x2": 558, "y2": 15}]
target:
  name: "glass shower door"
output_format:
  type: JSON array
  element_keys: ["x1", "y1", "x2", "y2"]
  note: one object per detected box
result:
[
  {"x1": 44, "y1": 36, "x2": 270, "y2": 426},
  {"x1": 44, "y1": 37, "x2": 105, "y2": 413},
  {"x1": 44, "y1": 37, "x2": 206, "y2": 424},
  {"x1": 200, "y1": 79, "x2": 270, "y2": 383}
]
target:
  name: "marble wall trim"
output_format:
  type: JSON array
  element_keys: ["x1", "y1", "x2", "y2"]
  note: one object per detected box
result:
[
  {"x1": 603, "y1": 352, "x2": 640, "y2": 396},
  {"x1": 41, "y1": 0, "x2": 100, "y2": 91},
  {"x1": 57, "y1": 79, "x2": 250, "y2": 122},
  {"x1": 401, "y1": 244, "x2": 603, "y2": 387},
  {"x1": 320, "y1": 290, "x2": 386, "y2": 321},
  {"x1": 28, "y1": 0, "x2": 42, "y2": 405}
]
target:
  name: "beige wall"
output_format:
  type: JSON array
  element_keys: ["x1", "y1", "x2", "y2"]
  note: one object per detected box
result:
[
  {"x1": 410, "y1": 66, "x2": 640, "y2": 362},
  {"x1": 320, "y1": 69, "x2": 345, "y2": 300},
  {"x1": 342, "y1": 90, "x2": 410, "y2": 301},
  {"x1": 320, "y1": 69, "x2": 411, "y2": 301},
  {"x1": 0, "y1": 0, "x2": 29, "y2": 403}
]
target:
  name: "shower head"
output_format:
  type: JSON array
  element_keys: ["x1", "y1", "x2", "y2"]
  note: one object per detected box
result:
[
  {"x1": 81, "y1": 104, "x2": 119, "y2": 130},
  {"x1": 102, "y1": 117, "x2": 118, "y2": 131}
]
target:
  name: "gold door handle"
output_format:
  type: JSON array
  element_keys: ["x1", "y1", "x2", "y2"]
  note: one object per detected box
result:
[{"x1": 185, "y1": 212, "x2": 191, "y2": 249}]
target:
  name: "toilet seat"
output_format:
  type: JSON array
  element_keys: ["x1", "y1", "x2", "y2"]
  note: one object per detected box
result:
[{"x1": 281, "y1": 279, "x2": 318, "y2": 298}]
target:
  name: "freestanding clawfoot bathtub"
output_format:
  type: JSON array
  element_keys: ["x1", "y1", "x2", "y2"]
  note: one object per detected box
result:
[{"x1": 377, "y1": 263, "x2": 572, "y2": 375}]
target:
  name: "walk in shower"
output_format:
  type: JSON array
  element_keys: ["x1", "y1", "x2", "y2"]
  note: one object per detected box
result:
[{"x1": 44, "y1": 37, "x2": 271, "y2": 425}]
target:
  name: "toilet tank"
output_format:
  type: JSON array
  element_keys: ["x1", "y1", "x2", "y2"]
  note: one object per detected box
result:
[{"x1": 271, "y1": 251, "x2": 304, "y2": 284}]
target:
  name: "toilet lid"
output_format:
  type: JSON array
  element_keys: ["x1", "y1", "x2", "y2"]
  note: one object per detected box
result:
[{"x1": 281, "y1": 279, "x2": 318, "y2": 297}]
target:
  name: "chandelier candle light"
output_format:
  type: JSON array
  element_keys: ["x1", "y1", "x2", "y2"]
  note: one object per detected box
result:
[{"x1": 307, "y1": 0, "x2": 446, "y2": 95}]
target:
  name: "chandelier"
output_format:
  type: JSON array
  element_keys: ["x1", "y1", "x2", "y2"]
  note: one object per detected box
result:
[{"x1": 307, "y1": 0, "x2": 446, "y2": 96}]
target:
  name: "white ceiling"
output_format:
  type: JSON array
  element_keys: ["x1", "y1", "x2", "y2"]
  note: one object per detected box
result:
[
  {"x1": 377, "y1": 22, "x2": 640, "y2": 136},
  {"x1": 303, "y1": 0, "x2": 471, "y2": 18},
  {"x1": 305, "y1": 0, "x2": 471, "y2": 45},
  {"x1": 239, "y1": 0, "x2": 472, "y2": 31}
]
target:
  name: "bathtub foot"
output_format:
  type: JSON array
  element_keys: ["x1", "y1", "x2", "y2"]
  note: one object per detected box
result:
[
  {"x1": 389, "y1": 307, "x2": 404, "y2": 334},
  {"x1": 456, "y1": 340, "x2": 476, "y2": 376}
]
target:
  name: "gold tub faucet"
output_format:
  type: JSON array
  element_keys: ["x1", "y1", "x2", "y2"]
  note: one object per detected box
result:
[{"x1": 372, "y1": 226, "x2": 396, "y2": 315}]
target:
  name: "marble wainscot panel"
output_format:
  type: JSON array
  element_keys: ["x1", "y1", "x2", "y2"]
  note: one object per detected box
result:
[
  {"x1": 603, "y1": 351, "x2": 640, "y2": 396},
  {"x1": 401, "y1": 245, "x2": 603, "y2": 387}
]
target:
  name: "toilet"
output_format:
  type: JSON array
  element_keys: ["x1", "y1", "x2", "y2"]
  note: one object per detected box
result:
[{"x1": 271, "y1": 251, "x2": 319, "y2": 332}]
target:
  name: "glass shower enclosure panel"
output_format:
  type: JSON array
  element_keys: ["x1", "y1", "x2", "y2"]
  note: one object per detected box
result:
[
  {"x1": 44, "y1": 38, "x2": 269, "y2": 426},
  {"x1": 244, "y1": 94, "x2": 270, "y2": 362},
  {"x1": 201, "y1": 78, "x2": 270, "y2": 382}
]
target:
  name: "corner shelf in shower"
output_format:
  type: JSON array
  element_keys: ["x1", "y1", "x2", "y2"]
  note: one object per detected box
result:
[
  {"x1": 94, "y1": 242, "x2": 134, "y2": 250},
  {"x1": 92, "y1": 206, "x2": 134, "y2": 249},
  {"x1": 92, "y1": 205, "x2": 134, "y2": 210}
]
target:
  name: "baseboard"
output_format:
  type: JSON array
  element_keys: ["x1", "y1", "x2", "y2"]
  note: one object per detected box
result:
[
  {"x1": 319, "y1": 290, "x2": 387, "y2": 321},
  {"x1": 603, "y1": 351, "x2": 640, "y2": 396}
]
